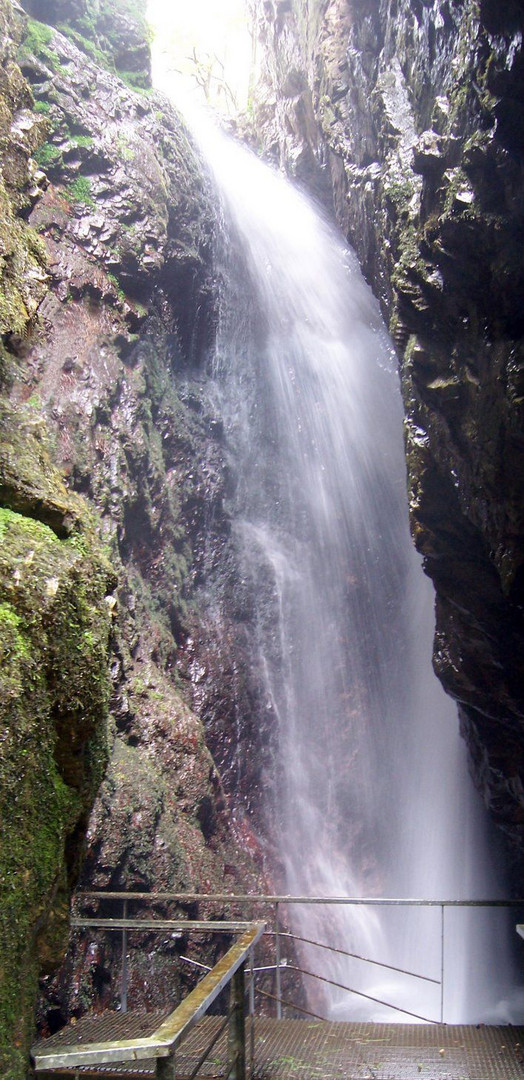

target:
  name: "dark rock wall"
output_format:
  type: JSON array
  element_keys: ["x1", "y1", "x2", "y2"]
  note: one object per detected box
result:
[
  {"x1": 0, "y1": 2, "x2": 266, "y2": 1073},
  {"x1": 2, "y1": 0, "x2": 523, "y2": 1067},
  {"x1": 249, "y1": 0, "x2": 524, "y2": 878},
  {"x1": 0, "y1": 4, "x2": 115, "y2": 1073},
  {"x1": 21, "y1": 0, "x2": 152, "y2": 90}
]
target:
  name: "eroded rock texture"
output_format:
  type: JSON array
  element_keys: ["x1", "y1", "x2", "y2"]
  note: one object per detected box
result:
[
  {"x1": 0, "y1": 2, "x2": 266, "y2": 1073},
  {"x1": 250, "y1": 0, "x2": 524, "y2": 876}
]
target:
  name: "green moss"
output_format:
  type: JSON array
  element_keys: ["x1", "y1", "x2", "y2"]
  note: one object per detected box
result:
[
  {"x1": 0, "y1": 180, "x2": 48, "y2": 336},
  {"x1": 34, "y1": 140, "x2": 62, "y2": 168},
  {"x1": 55, "y1": 23, "x2": 109, "y2": 69},
  {"x1": 107, "y1": 270, "x2": 126, "y2": 301},
  {"x1": 71, "y1": 134, "x2": 94, "y2": 149},
  {"x1": 66, "y1": 175, "x2": 95, "y2": 208},
  {"x1": 0, "y1": 400, "x2": 83, "y2": 532},
  {"x1": 0, "y1": 404, "x2": 116, "y2": 1075},
  {"x1": 115, "y1": 133, "x2": 135, "y2": 161},
  {"x1": 20, "y1": 18, "x2": 61, "y2": 70},
  {"x1": 23, "y1": 17, "x2": 53, "y2": 51},
  {"x1": 119, "y1": 71, "x2": 152, "y2": 93}
]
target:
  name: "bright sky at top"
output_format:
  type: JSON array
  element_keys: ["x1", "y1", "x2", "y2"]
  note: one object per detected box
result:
[{"x1": 146, "y1": 0, "x2": 253, "y2": 113}]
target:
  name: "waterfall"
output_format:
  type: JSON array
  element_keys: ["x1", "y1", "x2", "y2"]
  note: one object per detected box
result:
[{"x1": 179, "y1": 105, "x2": 521, "y2": 1024}]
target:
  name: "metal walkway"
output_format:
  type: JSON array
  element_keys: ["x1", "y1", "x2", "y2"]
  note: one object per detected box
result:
[{"x1": 32, "y1": 1015, "x2": 524, "y2": 1079}]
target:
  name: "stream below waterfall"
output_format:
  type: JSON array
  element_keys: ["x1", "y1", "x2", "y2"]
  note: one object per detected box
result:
[{"x1": 174, "y1": 104, "x2": 522, "y2": 1024}]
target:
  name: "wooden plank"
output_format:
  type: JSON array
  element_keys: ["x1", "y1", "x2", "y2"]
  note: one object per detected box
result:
[{"x1": 32, "y1": 923, "x2": 265, "y2": 1072}]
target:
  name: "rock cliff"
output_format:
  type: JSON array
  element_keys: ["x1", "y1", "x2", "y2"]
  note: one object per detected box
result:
[
  {"x1": 2, "y1": 0, "x2": 524, "y2": 1070},
  {"x1": 0, "y1": 2, "x2": 266, "y2": 1073},
  {"x1": 249, "y1": 0, "x2": 524, "y2": 880}
]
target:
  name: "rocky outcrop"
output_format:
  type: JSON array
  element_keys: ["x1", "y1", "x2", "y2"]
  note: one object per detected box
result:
[
  {"x1": 0, "y1": 6, "x2": 116, "y2": 1074},
  {"x1": 0, "y1": 2, "x2": 268, "y2": 1073},
  {"x1": 21, "y1": 0, "x2": 152, "y2": 89},
  {"x1": 249, "y1": 0, "x2": 524, "y2": 878},
  {"x1": 0, "y1": 400, "x2": 116, "y2": 1077},
  {"x1": 0, "y1": 0, "x2": 48, "y2": 341}
]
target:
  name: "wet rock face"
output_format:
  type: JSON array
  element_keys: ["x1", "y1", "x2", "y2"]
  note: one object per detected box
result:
[
  {"x1": 251, "y1": 0, "x2": 524, "y2": 877},
  {"x1": 0, "y1": 2, "x2": 268, "y2": 1070},
  {"x1": 22, "y1": 0, "x2": 152, "y2": 89},
  {"x1": 16, "y1": 15, "x2": 213, "y2": 349},
  {"x1": 0, "y1": 0, "x2": 48, "y2": 342}
]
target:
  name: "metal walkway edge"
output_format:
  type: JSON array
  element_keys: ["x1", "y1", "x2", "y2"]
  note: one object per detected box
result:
[
  {"x1": 32, "y1": 924, "x2": 265, "y2": 1078},
  {"x1": 31, "y1": 1016, "x2": 524, "y2": 1079}
]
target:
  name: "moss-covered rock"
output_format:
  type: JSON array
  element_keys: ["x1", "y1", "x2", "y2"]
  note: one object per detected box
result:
[
  {"x1": 21, "y1": 0, "x2": 152, "y2": 88},
  {"x1": 0, "y1": 0, "x2": 270, "y2": 1052},
  {"x1": 0, "y1": 432, "x2": 115, "y2": 1078},
  {"x1": 0, "y1": 0, "x2": 274, "y2": 1058},
  {"x1": 0, "y1": 2, "x2": 49, "y2": 343},
  {"x1": 16, "y1": 13, "x2": 213, "y2": 351},
  {"x1": 0, "y1": 6, "x2": 116, "y2": 1071}
]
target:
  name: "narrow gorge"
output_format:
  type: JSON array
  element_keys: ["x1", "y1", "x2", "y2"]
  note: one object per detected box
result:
[{"x1": 0, "y1": 0, "x2": 523, "y2": 1075}]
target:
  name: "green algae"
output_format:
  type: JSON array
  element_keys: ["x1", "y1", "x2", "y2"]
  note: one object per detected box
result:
[
  {"x1": 66, "y1": 175, "x2": 95, "y2": 208},
  {"x1": 19, "y1": 17, "x2": 61, "y2": 70},
  {"x1": 0, "y1": 444, "x2": 115, "y2": 1078},
  {"x1": 0, "y1": 14, "x2": 49, "y2": 340},
  {"x1": 0, "y1": 189, "x2": 48, "y2": 335}
]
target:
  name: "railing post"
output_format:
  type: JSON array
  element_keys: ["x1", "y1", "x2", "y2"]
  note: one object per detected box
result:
[
  {"x1": 228, "y1": 963, "x2": 246, "y2": 1080},
  {"x1": 249, "y1": 947, "x2": 255, "y2": 1079},
  {"x1": 275, "y1": 902, "x2": 282, "y2": 1020},
  {"x1": 156, "y1": 1053, "x2": 176, "y2": 1079},
  {"x1": 440, "y1": 904, "x2": 445, "y2": 1024},
  {"x1": 121, "y1": 898, "x2": 128, "y2": 1013}
]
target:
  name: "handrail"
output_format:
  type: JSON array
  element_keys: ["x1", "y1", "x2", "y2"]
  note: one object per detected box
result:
[
  {"x1": 77, "y1": 891, "x2": 524, "y2": 906},
  {"x1": 279, "y1": 929, "x2": 440, "y2": 984},
  {"x1": 32, "y1": 922, "x2": 265, "y2": 1073},
  {"x1": 70, "y1": 918, "x2": 257, "y2": 931},
  {"x1": 72, "y1": 892, "x2": 524, "y2": 1026},
  {"x1": 284, "y1": 964, "x2": 436, "y2": 1025}
]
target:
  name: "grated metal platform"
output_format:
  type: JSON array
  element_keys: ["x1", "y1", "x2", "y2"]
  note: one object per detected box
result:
[{"x1": 33, "y1": 1015, "x2": 524, "y2": 1079}]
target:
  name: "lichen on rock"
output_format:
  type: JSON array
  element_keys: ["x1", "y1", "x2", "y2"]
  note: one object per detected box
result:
[
  {"x1": 0, "y1": 406, "x2": 115, "y2": 1077},
  {"x1": 0, "y1": 0, "x2": 269, "y2": 1064},
  {"x1": 0, "y1": 1, "x2": 49, "y2": 342}
]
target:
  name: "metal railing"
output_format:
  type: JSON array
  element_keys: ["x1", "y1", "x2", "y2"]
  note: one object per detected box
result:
[
  {"x1": 73, "y1": 892, "x2": 524, "y2": 1027},
  {"x1": 33, "y1": 920, "x2": 265, "y2": 1079}
]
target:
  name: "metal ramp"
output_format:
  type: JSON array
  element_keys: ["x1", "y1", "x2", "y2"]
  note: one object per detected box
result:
[
  {"x1": 31, "y1": 894, "x2": 524, "y2": 1078},
  {"x1": 32, "y1": 924, "x2": 265, "y2": 1079},
  {"x1": 31, "y1": 1016, "x2": 524, "y2": 1079}
]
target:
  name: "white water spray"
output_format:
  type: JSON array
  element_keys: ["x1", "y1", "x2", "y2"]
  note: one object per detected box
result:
[{"x1": 176, "y1": 104, "x2": 521, "y2": 1023}]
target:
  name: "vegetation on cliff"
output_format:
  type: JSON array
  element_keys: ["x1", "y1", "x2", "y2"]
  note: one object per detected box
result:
[
  {"x1": 0, "y1": 4, "x2": 120, "y2": 1073},
  {"x1": 0, "y1": 399, "x2": 115, "y2": 1077},
  {"x1": 0, "y1": 0, "x2": 267, "y2": 1069},
  {"x1": 21, "y1": 0, "x2": 152, "y2": 89},
  {"x1": 0, "y1": 2, "x2": 48, "y2": 342}
]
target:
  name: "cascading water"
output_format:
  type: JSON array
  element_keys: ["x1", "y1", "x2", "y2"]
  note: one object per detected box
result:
[{"x1": 177, "y1": 105, "x2": 522, "y2": 1024}]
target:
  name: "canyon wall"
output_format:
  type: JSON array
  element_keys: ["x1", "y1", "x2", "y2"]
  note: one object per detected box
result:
[
  {"x1": 0, "y1": 2, "x2": 267, "y2": 1073},
  {"x1": 2, "y1": 0, "x2": 524, "y2": 1071},
  {"x1": 249, "y1": 0, "x2": 524, "y2": 879}
]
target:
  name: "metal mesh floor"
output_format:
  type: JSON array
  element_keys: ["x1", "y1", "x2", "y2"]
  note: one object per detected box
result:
[{"x1": 33, "y1": 1015, "x2": 524, "y2": 1079}]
